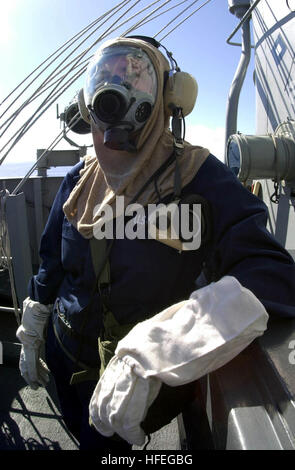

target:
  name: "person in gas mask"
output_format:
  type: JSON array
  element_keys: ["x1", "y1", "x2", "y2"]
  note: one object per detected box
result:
[{"x1": 16, "y1": 36, "x2": 295, "y2": 450}]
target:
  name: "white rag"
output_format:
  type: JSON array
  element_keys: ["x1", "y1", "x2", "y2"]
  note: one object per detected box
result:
[{"x1": 89, "y1": 276, "x2": 268, "y2": 445}]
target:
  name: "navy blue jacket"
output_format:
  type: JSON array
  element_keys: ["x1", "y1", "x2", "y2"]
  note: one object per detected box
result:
[{"x1": 29, "y1": 154, "x2": 295, "y2": 366}]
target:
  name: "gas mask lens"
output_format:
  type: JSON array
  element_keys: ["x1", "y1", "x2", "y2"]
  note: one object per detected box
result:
[{"x1": 84, "y1": 45, "x2": 157, "y2": 132}]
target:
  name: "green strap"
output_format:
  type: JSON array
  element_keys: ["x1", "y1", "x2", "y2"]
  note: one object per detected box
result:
[
  {"x1": 68, "y1": 238, "x2": 112, "y2": 385},
  {"x1": 52, "y1": 322, "x2": 100, "y2": 384},
  {"x1": 70, "y1": 369, "x2": 100, "y2": 384},
  {"x1": 89, "y1": 237, "x2": 136, "y2": 377},
  {"x1": 89, "y1": 237, "x2": 111, "y2": 288}
]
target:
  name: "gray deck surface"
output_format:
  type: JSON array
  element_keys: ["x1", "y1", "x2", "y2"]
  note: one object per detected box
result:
[{"x1": 0, "y1": 311, "x2": 180, "y2": 451}]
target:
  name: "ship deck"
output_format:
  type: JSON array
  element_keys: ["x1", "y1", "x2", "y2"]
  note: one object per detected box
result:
[{"x1": 0, "y1": 310, "x2": 181, "y2": 452}]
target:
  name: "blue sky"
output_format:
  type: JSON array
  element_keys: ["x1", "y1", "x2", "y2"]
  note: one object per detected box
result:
[{"x1": 0, "y1": 0, "x2": 257, "y2": 165}]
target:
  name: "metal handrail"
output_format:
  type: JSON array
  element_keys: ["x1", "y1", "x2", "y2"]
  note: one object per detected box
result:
[
  {"x1": 226, "y1": 0, "x2": 262, "y2": 47},
  {"x1": 224, "y1": 17, "x2": 252, "y2": 158}
]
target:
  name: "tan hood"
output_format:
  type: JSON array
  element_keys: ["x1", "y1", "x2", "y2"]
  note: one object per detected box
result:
[{"x1": 63, "y1": 37, "x2": 210, "y2": 238}]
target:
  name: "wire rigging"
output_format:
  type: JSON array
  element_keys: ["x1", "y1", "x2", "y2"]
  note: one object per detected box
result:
[
  {"x1": 0, "y1": 0, "x2": 134, "y2": 135},
  {"x1": 0, "y1": 0, "x2": 130, "y2": 112},
  {"x1": 0, "y1": 0, "x2": 151, "y2": 144},
  {"x1": 0, "y1": 0, "x2": 214, "y2": 170},
  {"x1": 11, "y1": 111, "x2": 82, "y2": 195},
  {"x1": 157, "y1": 0, "x2": 212, "y2": 41},
  {"x1": 153, "y1": 0, "x2": 203, "y2": 38},
  {"x1": 121, "y1": 0, "x2": 174, "y2": 36},
  {"x1": 123, "y1": 0, "x2": 190, "y2": 32},
  {"x1": 0, "y1": 0, "x2": 140, "y2": 160}
]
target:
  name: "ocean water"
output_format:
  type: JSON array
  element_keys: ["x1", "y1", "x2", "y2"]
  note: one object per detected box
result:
[{"x1": 0, "y1": 161, "x2": 73, "y2": 178}]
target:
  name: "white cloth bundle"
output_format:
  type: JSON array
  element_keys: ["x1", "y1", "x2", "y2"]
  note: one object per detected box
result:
[{"x1": 89, "y1": 276, "x2": 269, "y2": 445}]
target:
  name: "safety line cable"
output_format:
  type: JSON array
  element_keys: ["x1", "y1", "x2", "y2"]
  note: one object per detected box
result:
[
  {"x1": 119, "y1": 0, "x2": 173, "y2": 38},
  {"x1": 122, "y1": 0, "x2": 173, "y2": 36},
  {"x1": 11, "y1": 111, "x2": 82, "y2": 195},
  {"x1": 0, "y1": 67, "x2": 89, "y2": 165},
  {"x1": 0, "y1": 65, "x2": 88, "y2": 163},
  {"x1": 123, "y1": 0, "x2": 198, "y2": 37},
  {"x1": 124, "y1": 0, "x2": 190, "y2": 32},
  {"x1": 153, "y1": 0, "x2": 202, "y2": 38},
  {"x1": 157, "y1": 0, "x2": 212, "y2": 41},
  {"x1": 1, "y1": 0, "x2": 184, "y2": 135},
  {"x1": 33, "y1": 0, "x2": 160, "y2": 95},
  {"x1": 1, "y1": 55, "x2": 92, "y2": 127},
  {"x1": 0, "y1": 0, "x2": 214, "y2": 166},
  {"x1": 0, "y1": 0, "x2": 149, "y2": 143},
  {"x1": 0, "y1": 0, "x2": 130, "y2": 113},
  {"x1": 0, "y1": 0, "x2": 156, "y2": 154},
  {"x1": 0, "y1": 52, "x2": 90, "y2": 136},
  {"x1": 0, "y1": 0, "x2": 133, "y2": 134},
  {"x1": 35, "y1": 0, "x2": 137, "y2": 99},
  {"x1": 0, "y1": 51, "x2": 86, "y2": 137},
  {"x1": 0, "y1": 1, "x2": 142, "y2": 161}
]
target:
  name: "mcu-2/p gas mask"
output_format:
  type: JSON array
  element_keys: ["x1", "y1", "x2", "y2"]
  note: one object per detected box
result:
[{"x1": 82, "y1": 45, "x2": 157, "y2": 152}]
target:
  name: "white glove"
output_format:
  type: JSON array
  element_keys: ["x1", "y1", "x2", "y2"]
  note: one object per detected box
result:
[
  {"x1": 89, "y1": 276, "x2": 269, "y2": 444},
  {"x1": 16, "y1": 297, "x2": 52, "y2": 390},
  {"x1": 89, "y1": 355, "x2": 161, "y2": 445}
]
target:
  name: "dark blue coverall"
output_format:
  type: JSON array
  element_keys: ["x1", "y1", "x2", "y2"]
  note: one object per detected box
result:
[{"x1": 28, "y1": 154, "x2": 295, "y2": 450}]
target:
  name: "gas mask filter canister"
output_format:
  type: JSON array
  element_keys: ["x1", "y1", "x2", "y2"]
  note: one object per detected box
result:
[{"x1": 84, "y1": 44, "x2": 158, "y2": 151}]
